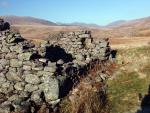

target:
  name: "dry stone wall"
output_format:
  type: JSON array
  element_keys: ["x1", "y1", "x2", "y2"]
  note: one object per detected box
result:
[
  {"x1": 48, "y1": 30, "x2": 110, "y2": 62},
  {"x1": 0, "y1": 28, "x2": 111, "y2": 112}
]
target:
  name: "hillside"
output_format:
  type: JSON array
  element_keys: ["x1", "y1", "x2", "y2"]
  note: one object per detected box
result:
[
  {"x1": 114, "y1": 16, "x2": 150, "y2": 28},
  {"x1": 2, "y1": 15, "x2": 150, "y2": 29},
  {"x1": 64, "y1": 22, "x2": 101, "y2": 28},
  {"x1": 0, "y1": 15, "x2": 57, "y2": 26},
  {"x1": 106, "y1": 20, "x2": 127, "y2": 27}
]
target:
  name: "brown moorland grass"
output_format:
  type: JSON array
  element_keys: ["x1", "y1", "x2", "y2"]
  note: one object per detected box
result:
[{"x1": 60, "y1": 61, "x2": 118, "y2": 113}]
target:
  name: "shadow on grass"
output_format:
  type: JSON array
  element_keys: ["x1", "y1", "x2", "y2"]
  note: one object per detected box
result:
[{"x1": 136, "y1": 85, "x2": 150, "y2": 113}]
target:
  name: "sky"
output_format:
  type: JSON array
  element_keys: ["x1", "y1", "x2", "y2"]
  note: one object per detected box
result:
[{"x1": 0, "y1": 0, "x2": 150, "y2": 25}]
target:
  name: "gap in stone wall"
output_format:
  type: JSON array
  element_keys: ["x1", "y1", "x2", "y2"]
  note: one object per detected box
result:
[{"x1": 45, "y1": 45, "x2": 74, "y2": 63}]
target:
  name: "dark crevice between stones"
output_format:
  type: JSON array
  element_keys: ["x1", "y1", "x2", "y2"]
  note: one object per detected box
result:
[
  {"x1": 78, "y1": 65, "x2": 89, "y2": 76},
  {"x1": 65, "y1": 66, "x2": 78, "y2": 76},
  {"x1": 56, "y1": 66, "x2": 64, "y2": 76},
  {"x1": 9, "y1": 104, "x2": 15, "y2": 112},
  {"x1": 59, "y1": 77, "x2": 75, "y2": 98},
  {"x1": 45, "y1": 45, "x2": 73, "y2": 63},
  {"x1": 22, "y1": 43, "x2": 35, "y2": 50},
  {"x1": 59, "y1": 66, "x2": 79, "y2": 98},
  {"x1": 13, "y1": 38, "x2": 25, "y2": 43},
  {"x1": 111, "y1": 49, "x2": 117, "y2": 59},
  {"x1": 59, "y1": 61, "x2": 98, "y2": 98},
  {"x1": 40, "y1": 91, "x2": 46, "y2": 102},
  {"x1": 30, "y1": 53, "x2": 42, "y2": 61},
  {"x1": 29, "y1": 100, "x2": 39, "y2": 113},
  {"x1": 0, "y1": 93, "x2": 7, "y2": 104},
  {"x1": 81, "y1": 38, "x2": 86, "y2": 47}
]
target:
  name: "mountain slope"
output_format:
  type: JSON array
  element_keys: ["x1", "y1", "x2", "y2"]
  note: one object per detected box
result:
[
  {"x1": 66, "y1": 22, "x2": 101, "y2": 28},
  {"x1": 0, "y1": 15, "x2": 57, "y2": 26},
  {"x1": 106, "y1": 20, "x2": 127, "y2": 27},
  {"x1": 107, "y1": 16, "x2": 150, "y2": 28},
  {"x1": 1, "y1": 15, "x2": 150, "y2": 39}
]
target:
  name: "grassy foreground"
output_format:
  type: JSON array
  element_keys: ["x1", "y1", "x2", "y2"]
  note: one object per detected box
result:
[{"x1": 108, "y1": 46, "x2": 150, "y2": 113}]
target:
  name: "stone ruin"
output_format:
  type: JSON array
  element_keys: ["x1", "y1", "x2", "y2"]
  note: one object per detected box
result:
[{"x1": 0, "y1": 23, "x2": 112, "y2": 112}]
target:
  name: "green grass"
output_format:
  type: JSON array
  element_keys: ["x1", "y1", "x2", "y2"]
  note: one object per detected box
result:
[
  {"x1": 108, "y1": 46, "x2": 150, "y2": 113},
  {"x1": 59, "y1": 46, "x2": 150, "y2": 113},
  {"x1": 108, "y1": 71, "x2": 150, "y2": 113}
]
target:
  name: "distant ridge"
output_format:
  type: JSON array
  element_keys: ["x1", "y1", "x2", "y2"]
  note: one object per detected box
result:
[
  {"x1": 106, "y1": 20, "x2": 127, "y2": 27},
  {"x1": 61, "y1": 22, "x2": 102, "y2": 28},
  {"x1": 0, "y1": 15, "x2": 102, "y2": 28},
  {"x1": 106, "y1": 16, "x2": 150, "y2": 28},
  {"x1": 0, "y1": 15, "x2": 57, "y2": 26},
  {"x1": 1, "y1": 15, "x2": 150, "y2": 28}
]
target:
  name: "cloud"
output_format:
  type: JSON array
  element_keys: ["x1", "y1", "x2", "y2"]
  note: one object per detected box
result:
[{"x1": 0, "y1": 0, "x2": 10, "y2": 8}]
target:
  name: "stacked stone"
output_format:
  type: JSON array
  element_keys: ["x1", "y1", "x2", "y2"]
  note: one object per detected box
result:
[
  {"x1": 49, "y1": 30, "x2": 110, "y2": 64},
  {"x1": 0, "y1": 29, "x2": 111, "y2": 112},
  {"x1": 0, "y1": 30, "x2": 59, "y2": 112}
]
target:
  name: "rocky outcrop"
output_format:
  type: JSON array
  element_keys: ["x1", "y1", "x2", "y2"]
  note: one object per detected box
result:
[{"x1": 0, "y1": 27, "x2": 112, "y2": 112}]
